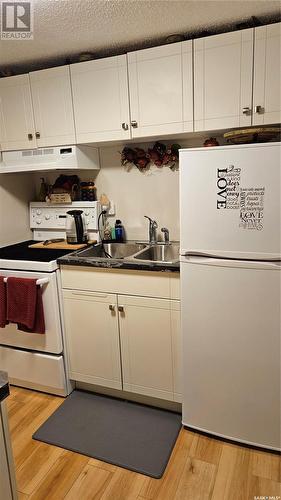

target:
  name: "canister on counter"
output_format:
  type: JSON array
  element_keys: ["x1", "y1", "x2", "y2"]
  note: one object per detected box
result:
[{"x1": 80, "y1": 181, "x2": 97, "y2": 201}]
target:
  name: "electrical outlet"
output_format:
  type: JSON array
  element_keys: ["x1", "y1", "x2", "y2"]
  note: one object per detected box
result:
[{"x1": 108, "y1": 201, "x2": 115, "y2": 216}]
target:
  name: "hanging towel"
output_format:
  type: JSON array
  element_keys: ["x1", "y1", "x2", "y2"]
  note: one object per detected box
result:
[
  {"x1": 18, "y1": 287, "x2": 45, "y2": 334},
  {"x1": 7, "y1": 278, "x2": 45, "y2": 334},
  {"x1": 0, "y1": 277, "x2": 8, "y2": 328}
]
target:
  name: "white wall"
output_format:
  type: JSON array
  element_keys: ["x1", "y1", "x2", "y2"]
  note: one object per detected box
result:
[
  {"x1": 95, "y1": 135, "x2": 225, "y2": 241},
  {"x1": 33, "y1": 135, "x2": 225, "y2": 242},
  {"x1": 96, "y1": 146, "x2": 180, "y2": 241},
  {"x1": 0, "y1": 173, "x2": 36, "y2": 247}
]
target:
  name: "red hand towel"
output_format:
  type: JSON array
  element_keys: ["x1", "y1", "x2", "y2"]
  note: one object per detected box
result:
[
  {"x1": 7, "y1": 277, "x2": 45, "y2": 334},
  {"x1": 18, "y1": 286, "x2": 45, "y2": 334},
  {"x1": 0, "y1": 277, "x2": 8, "y2": 328},
  {"x1": 7, "y1": 277, "x2": 37, "y2": 329}
]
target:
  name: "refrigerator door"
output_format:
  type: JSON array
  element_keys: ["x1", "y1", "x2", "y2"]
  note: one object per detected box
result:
[
  {"x1": 181, "y1": 257, "x2": 281, "y2": 450},
  {"x1": 180, "y1": 143, "x2": 281, "y2": 260}
]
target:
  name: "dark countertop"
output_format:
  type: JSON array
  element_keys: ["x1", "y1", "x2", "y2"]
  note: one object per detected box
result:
[
  {"x1": 0, "y1": 371, "x2": 9, "y2": 403},
  {"x1": 59, "y1": 254, "x2": 180, "y2": 272}
]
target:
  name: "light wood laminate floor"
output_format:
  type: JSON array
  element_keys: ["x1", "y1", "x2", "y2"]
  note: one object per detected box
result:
[{"x1": 6, "y1": 386, "x2": 280, "y2": 500}]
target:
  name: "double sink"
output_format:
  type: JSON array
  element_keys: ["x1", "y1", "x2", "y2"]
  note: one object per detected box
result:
[{"x1": 76, "y1": 241, "x2": 180, "y2": 265}]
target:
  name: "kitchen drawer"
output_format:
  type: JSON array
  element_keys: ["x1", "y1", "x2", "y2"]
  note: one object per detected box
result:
[{"x1": 61, "y1": 266, "x2": 179, "y2": 299}]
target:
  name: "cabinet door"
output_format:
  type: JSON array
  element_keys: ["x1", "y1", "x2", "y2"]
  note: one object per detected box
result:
[
  {"x1": 119, "y1": 295, "x2": 174, "y2": 401},
  {"x1": 0, "y1": 74, "x2": 36, "y2": 150},
  {"x1": 70, "y1": 55, "x2": 131, "y2": 143},
  {"x1": 128, "y1": 42, "x2": 193, "y2": 138},
  {"x1": 171, "y1": 300, "x2": 182, "y2": 403},
  {"x1": 30, "y1": 66, "x2": 76, "y2": 147},
  {"x1": 63, "y1": 290, "x2": 122, "y2": 390},
  {"x1": 194, "y1": 29, "x2": 254, "y2": 131},
  {"x1": 253, "y1": 23, "x2": 281, "y2": 125}
]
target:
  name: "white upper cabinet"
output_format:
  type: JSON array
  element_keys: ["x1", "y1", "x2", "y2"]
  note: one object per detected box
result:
[
  {"x1": 0, "y1": 67, "x2": 76, "y2": 152},
  {"x1": 70, "y1": 55, "x2": 131, "y2": 143},
  {"x1": 127, "y1": 41, "x2": 193, "y2": 138},
  {"x1": 29, "y1": 66, "x2": 76, "y2": 147},
  {"x1": 194, "y1": 29, "x2": 254, "y2": 131},
  {"x1": 0, "y1": 74, "x2": 36, "y2": 151},
  {"x1": 253, "y1": 23, "x2": 281, "y2": 125},
  {"x1": 0, "y1": 22, "x2": 279, "y2": 153}
]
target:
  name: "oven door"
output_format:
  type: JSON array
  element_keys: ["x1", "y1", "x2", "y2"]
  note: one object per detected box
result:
[{"x1": 0, "y1": 270, "x2": 62, "y2": 354}]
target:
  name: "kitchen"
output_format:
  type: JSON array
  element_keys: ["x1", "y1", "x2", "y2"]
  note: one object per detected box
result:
[{"x1": 0, "y1": 1, "x2": 280, "y2": 499}]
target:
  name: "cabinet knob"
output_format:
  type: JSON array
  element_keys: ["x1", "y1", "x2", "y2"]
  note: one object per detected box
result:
[
  {"x1": 254, "y1": 105, "x2": 263, "y2": 114},
  {"x1": 242, "y1": 107, "x2": 251, "y2": 115},
  {"x1": 109, "y1": 304, "x2": 115, "y2": 312},
  {"x1": 28, "y1": 133, "x2": 33, "y2": 140},
  {"x1": 131, "y1": 120, "x2": 138, "y2": 128},
  {"x1": 35, "y1": 132, "x2": 40, "y2": 139},
  {"x1": 122, "y1": 122, "x2": 129, "y2": 131},
  {"x1": 118, "y1": 305, "x2": 124, "y2": 313}
]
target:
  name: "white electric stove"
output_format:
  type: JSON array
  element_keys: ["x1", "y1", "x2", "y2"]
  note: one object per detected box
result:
[{"x1": 0, "y1": 201, "x2": 100, "y2": 396}]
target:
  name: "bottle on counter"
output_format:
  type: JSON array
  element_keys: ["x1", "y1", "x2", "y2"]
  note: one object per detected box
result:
[
  {"x1": 111, "y1": 226, "x2": 116, "y2": 240},
  {"x1": 39, "y1": 178, "x2": 48, "y2": 201},
  {"x1": 115, "y1": 220, "x2": 124, "y2": 242}
]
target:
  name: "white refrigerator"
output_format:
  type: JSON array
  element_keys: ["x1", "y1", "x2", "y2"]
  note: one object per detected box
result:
[{"x1": 180, "y1": 142, "x2": 281, "y2": 451}]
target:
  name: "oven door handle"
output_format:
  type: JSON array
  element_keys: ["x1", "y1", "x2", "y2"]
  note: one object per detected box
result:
[{"x1": 3, "y1": 277, "x2": 49, "y2": 286}]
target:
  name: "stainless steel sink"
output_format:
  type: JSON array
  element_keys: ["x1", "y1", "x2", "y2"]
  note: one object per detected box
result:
[
  {"x1": 77, "y1": 242, "x2": 147, "y2": 259},
  {"x1": 133, "y1": 244, "x2": 180, "y2": 263}
]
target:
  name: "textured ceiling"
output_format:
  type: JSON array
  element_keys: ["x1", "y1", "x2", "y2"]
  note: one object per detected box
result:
[{"x1": 0, "y1": 0, "x2": 280, "y2": 73}]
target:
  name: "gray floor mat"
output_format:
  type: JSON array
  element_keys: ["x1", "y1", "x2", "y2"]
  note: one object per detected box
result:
[{"x1": 33, "y1": 390, "x2": 182, "y2": 478}]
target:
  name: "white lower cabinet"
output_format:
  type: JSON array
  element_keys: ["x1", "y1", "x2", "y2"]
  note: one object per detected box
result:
[
  {"x1": 62, "y1": 290, "x2": 122, "y2": 390},
  {"x1": 119, "y1": 296, "x2": 175, "y2": 401},
  {"x1": 62, "y1": 271, "x2": 181, "y2": 402}
]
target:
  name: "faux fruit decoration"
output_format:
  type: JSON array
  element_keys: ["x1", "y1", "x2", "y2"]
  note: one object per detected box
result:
[
  {"x1": 203, "y1": 137, "x2": 219, "y2": 147},
  {"x1": 121, "y1": 142, "x2": 181, "y2": 171}
]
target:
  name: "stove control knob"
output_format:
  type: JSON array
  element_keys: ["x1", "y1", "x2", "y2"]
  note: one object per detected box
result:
[
  {"x1": 45, "y1": 215, "x2": 50, "y2": 220},
  {"x1": 36, "y1": 210, "x2": 42, "y2": 215},
  {"x1": 86, "y1": 219, "x2": 90, "y2": 225},
  {"x1": 84, "y1": 211, "x2": 90, "y2": 216},
  {"x1": 36, "y1": 219, "x2": 42, "y2": 225}
]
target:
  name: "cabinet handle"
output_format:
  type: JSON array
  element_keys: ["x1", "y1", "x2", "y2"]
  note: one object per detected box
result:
[
  {"x1": 109, "y1": 304, "x2": 115, "y2": 312},
  {"x1": 28, "y1": 133, "x2": 33, "y2": 140},
  {"x1": 118, "y1": 305, "x2": 124, "y2": 313},
  {"x1": 242, "y1": 107, "x2": 251, "y2": 115},
  {"x1": 35, "y1": 132, "x2": 40, "y2": 139},
  {"x1": 122, "y1": 123, "x2": 129, "y2": 131},
  {"x1": 131, "y1": 120, "x2": 138, "y2": 128},
  {"x1": 254, "y1": 105, "x2": 263, "y2": 114}
]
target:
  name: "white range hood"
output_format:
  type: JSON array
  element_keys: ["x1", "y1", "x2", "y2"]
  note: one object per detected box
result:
[{"x1": 0, "y1": 145, "x2": 100, "y2": 173}]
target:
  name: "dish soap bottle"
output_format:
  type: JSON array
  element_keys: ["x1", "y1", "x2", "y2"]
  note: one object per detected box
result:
[{"x1": 115, "y1": 220, "x2": 124, "y2": 242}]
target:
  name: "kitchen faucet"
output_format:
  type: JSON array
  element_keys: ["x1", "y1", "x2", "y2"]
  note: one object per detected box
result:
[
  {"x1": 161, "y1": 227, "x2": 170, "y2": 244},
  {"x1": 144, "y1": 216, "x2": 158, "y2": 244}
]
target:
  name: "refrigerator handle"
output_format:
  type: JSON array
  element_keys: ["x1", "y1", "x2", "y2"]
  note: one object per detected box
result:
[
  {"x1": 180, "y1": 250, "x2": 281, "y2": 262},
  {"x1": 181, "y1": 255, "x2": 281, "y2": 269}
]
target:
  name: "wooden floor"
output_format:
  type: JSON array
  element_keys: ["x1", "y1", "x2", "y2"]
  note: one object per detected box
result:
[{"x1": 6, "y1": 386, "x2": 280, "y2": 500}]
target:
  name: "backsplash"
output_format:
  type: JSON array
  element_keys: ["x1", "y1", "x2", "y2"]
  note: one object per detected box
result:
[{"x1": 0, "y1": 173, "x2": 36, "y2": 246}]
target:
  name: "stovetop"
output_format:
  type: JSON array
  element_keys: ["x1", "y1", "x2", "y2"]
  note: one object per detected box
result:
[{"x1": 0, "y1": 241, "x2": 73, "y2": 272}]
